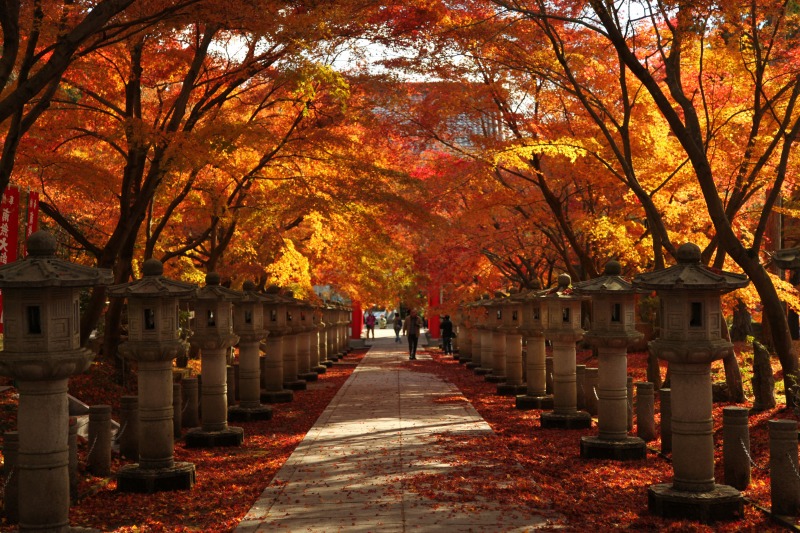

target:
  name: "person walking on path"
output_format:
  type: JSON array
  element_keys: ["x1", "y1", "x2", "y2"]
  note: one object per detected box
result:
[
  {"x1": 393, "y1": 313, "x2": 403, "y2": 343},
  {"x1": 365, "y1": 312, "x2": 376, "y2": 339},
  {"x1": 440, "y1": 314, "x2": 454, "y2": 355},
  {"x1": 403, "y1": 309, "x2": 423, "y2": 359}
]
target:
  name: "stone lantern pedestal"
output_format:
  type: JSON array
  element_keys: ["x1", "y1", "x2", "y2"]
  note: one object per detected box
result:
[
  {"x1": 486, "y1": 294, "x2": 508, "y2": 384},
  {"x1": 540, "y1": 274, "x2": 591, "y2": 429},
  {"x1": 310, "y1": 305, "x2": 327, "y2": 374},
  {"x1": 341, "y1": 304, "x2": 352, "y2": 355},
  {"x1": 317, "y1": 313, "x2": 332, "y2": 368},
  {"x1": 296, "y1": 301, "x2": 319, "y2": 382},
  {"x1": 185, "y1": 273, "x2": 244, "y2": 448},
  {"x1": 456, "y1": 308, "x2": 473, "y2": 364},
  {"x1": 324, "y1": 305, "x2": 337, "y2": 361},
  {"x1": 281, "y1": 290, "x2": 307, "y2": 390},
  {"x1": 516, "y1": 288, "x2": 553, "y2": 410},
  {"x1": 108, "y1": 259, "x2": 197, "y2": 492},
  {"x1": 0, "y1": 231, "x2": 112, "y2": 531},
  {"x1": 473, "y1": 296, "x2": 494, "y2": 375},
  {"x1": 333, "y1": 303, "x2": 348, "y2": 357},
  {"x1": 260, "y1": 287, "x2": 294, "y2": 403},
  {"x1": 497, "y1": 291, "x2": 526, "y2": 396},
  {"x1": 575, "y1": 261, "x2": 646, "y2": 460},
  {"x1": 464, "y1": 300, "x2": 483, "y2": 370},
  {"x1": 634, "y1": 243, "x2": 747, "y2": 521},
  {"x1": 229, "y1": 281, "x2": 272, "y2": 422}
]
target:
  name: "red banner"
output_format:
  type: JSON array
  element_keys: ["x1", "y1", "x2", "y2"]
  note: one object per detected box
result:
[{"x1": 0, "y1": 186, "x2": 21, "y2": 333}]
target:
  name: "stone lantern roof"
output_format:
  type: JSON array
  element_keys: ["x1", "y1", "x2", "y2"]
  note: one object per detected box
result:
[
  {"x1": 573, "y1": 260, "x2": 637, "y2": 295},
  {"x1": 633, "y1": 243, "x2": 748, "y2": 292},
  {"x1": 240, "y1": 280, "x2": 270, "y2": 304},
  {"x1": 513, "y1": 286, "x2": 547, "y2": 302},
  {"x1": 107, "y1": 258, "x2": 195, "y2": 298},
  {"x1": 772, "y1": 247, "x2": 800, "y2": 270},
  {"x1": 228, "y1": 280, "x2": 269, "y2": 343},
  {"x1": 264, "y1": 284, "x2": 286, "y2": 299},
  {"x1": 0, "y1": 230, "x2": 112, "y2": 288},
  {"x1": 541, "y1": 273, "x2": 587, "y2": 300},
  {"x1": 193, "y1": 272, "x2": 242, "y2": 300}
]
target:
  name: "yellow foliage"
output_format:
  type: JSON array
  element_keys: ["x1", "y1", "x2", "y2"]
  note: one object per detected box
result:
[{"x1": 264, "y1": 239, "x2": 313, "y2": 298}]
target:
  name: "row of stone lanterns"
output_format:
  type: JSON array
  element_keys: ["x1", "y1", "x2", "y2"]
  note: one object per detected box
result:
[
  {"x1": 0, "y1": 231, "x2": 353, "y2": 531},
  {"x1": 453, "y1": 243, "x2": 748, "y2": 522}
]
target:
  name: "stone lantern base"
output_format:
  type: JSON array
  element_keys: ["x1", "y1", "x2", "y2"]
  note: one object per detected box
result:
[
  {"x1": 117, "y1": 462, "x2": 196, "y2": 493},
  {"x1": 261, "y1": 389, "x2": 294, "y2": 403},
  {"x1": 485, "y1": 373, "x2": 507, "y2": 384},
  {"x1": 515, "y1": 394, "x2": 554, "y2": 410},
  {"x1": 580, "y1": 436, "x2": 646, "y2": 461},
  {"x1": 184, "y1": 426, "x2": 244, "y2": 448},
  {"x1": 496, "y1": 383, "x2": 527, "y2": 396},
  {"x1": 540, "y1": 410, "x2": 592, "y2": 429},
  {"x1": 298, "y1": 371, "x2": 319, "y2": 382},
  {"x1": 228, "y1": 404, "x2": 273, "y2": 422},
  {"x1": 648, "y1": 483, "x2": 743, "y2": 522},
  {"x1": 284, "y1": 379, "x2": 307, "y2": 391}
]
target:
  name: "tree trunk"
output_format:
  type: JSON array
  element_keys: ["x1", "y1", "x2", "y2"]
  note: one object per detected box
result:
[
  {"x1": 720, "y1": 315, "x2": 745, "y2": 403},
  {"x1": 742, "y1": 260, "x2": 796, "y2": 407}
]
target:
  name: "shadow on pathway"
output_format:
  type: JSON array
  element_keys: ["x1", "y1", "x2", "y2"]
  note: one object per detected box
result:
[{"x1": 235, "y1": 332, "x2": 561, "y2": 532}]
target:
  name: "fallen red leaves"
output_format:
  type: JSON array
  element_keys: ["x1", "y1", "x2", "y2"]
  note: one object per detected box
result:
[
  {"x1": 0, "y1": 349, "x2": 366, "y2": 532},
  {"x1": 1, "y1": 343, "x2": 797, "y2": 531},
  {"x1": 405, "y1": 347, "x2": 796, "y2": 532}
]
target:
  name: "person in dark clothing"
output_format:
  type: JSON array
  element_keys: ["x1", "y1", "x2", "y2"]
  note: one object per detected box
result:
[
  {"x1": 393, "y1": 313, "x2": 403, "y2": 343},
  {"x1": 440, "y1": 315, "x2": 454, "y2": 355},
  {"x1": 403, "y1": 309, "x2": 423, "y2": 359}
]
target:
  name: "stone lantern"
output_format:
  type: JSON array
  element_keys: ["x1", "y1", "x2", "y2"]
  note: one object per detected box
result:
[
  {"x1": 229, "y1": 281, "x2": 273, "y2": 421},
  {"x1": 260, "y1": 286, "x2": 293, "y2": 403},
  {"x1": 464, "y1": 298, "x2": 484, "y2": 371},
  {"x1": 474, "y1": 295, "x2": 494, "y2": 376},
  {"x1": 574, "y1": 261, "x2": 645, "y2": 460},
  {"x1": 309, "y1": 302, "x2": 327, "y2": 374},
  {"x1": 485, "y1": 291, "x2": 508, "y2": 383},
  {"x1": 107, "y1": 258, "x2": 197, "y2": 492},
  {"x1": 633, "y1": 243, "x2": 747, "y2": 520},
  {"x1": 324, "y1": 303, "x2": 340, "y2": 362},
  {"x1": 497, "y1": 290, "x2": 527, "y2": 396},
  {"x1": 295, "y1": 298, "x2": 319, "y2": 382},
  {"x1": 332, "y1": 302, "x2": 346, "y2": 357},
  {"x1": 316, "y1": 302, "x2": 332, "y2": 368},
  {"x1": 0, "y1": 231, "x2": 112, "y2": 531},
  {"x1": 281, "y1": 289, "x2": 307, "y2": 390},
  {"x1": 515, "y1": 285, "x2": 553, "y2": 410},
  {"x1": 339, "y1": 302, "x2": 351, "y2": 356},
  {"x1": 540, "y1": 274, "x2": 591, "y2": 429},
  {"x1": 455, "y1": 306, "x2": 472, "y2": 365},
  {"x1": 185, "y1": 272, "x2": 243, "y2": 447}
]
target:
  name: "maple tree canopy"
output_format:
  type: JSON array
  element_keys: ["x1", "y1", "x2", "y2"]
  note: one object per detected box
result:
[{"x1": 1, "y1": 1, "x2": 799, "y2": 387}]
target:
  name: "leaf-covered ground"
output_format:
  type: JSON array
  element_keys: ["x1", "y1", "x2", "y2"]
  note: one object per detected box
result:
[
  {"x1": 0, "y1": 350, "x2": 366, "y2": 532},
  {"x1": 405, "y1": 345, "x2": 798, "y2": 532},
  {"x1": 0, "y1": 344, "x2": 798, "y2": 531}
]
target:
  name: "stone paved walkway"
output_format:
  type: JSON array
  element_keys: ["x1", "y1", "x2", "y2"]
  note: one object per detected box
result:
[{"x1": 235, "y1": 329, "x2": 557, "y2": 532}]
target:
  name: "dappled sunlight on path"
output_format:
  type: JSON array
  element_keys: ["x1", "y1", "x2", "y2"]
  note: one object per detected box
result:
[{"x1": 235, "y1": 334, "x2": 561, "y2": 532}]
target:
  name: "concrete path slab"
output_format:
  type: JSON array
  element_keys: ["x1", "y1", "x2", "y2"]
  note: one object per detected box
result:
[{"x1": 236, "y1": 330, "x2": 558, "y2": 532}]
